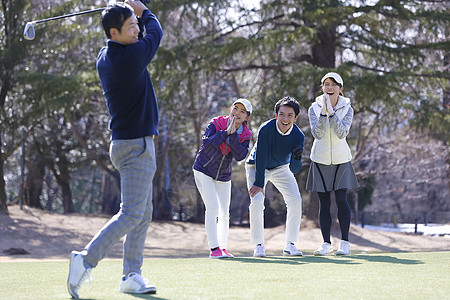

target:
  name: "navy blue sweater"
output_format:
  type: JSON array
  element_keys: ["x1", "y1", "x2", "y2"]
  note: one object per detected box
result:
[
  {"x1": 247, "y1": 119, "x2": 305, "y2": 188},
  {"x1": 96, "y1": 9, "x2": 163, "y2": 140}
]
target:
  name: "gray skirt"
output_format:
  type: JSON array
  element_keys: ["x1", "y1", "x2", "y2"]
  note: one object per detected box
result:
[{"x1": 306, "y1": 161, "x2": 359, "y2": 193}]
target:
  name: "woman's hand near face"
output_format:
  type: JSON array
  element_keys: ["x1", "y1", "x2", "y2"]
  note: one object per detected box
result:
[
  {"x1": 321, "y1": 97, "x2": 328, "y2": 115},
  {"x1": 326, "y1": 94, "x2": 335, "y2": 116},
  {"x1": 227, "y1": 116, "x2": 237, "y2": 135}
]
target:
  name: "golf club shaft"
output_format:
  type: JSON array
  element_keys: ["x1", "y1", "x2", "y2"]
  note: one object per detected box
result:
[{"x1": 33, "y1": 7, "x2": 104, "y2": 24}]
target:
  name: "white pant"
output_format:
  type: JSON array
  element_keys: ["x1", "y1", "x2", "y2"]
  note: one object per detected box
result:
[
  {"x1": 193, "y1": 170, "x2": 231, "y2": 249},
  {"x1": 246, "y1": 164, "x2": 302, "y2": 245}
]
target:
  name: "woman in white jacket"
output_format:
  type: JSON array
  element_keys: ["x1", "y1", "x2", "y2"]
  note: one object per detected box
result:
[{"x1": 306, "y1": 72, "x2": 359, "y2": 256}]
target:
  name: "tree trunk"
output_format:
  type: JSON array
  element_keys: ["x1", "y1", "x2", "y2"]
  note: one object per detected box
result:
[
  {"x1": 304, "y1": 1, "x2": 338, "y2": 96},
  {"x1": 446, "y1": 155, "x2": 450, "y2": 205},
  {"x1": 444, "y1": 54, "x2": 450, "y2": 196},
  {"x1": 61, "y1": 181, "x2": 73, "y2": 214},
  {"x1": 49, "y1": 160, "x2": 74, "y2": 213},
  {"x1": 24, "y1": 161, "x2": 45, "y2": 209},
  {"x1": 101, "y1": 171, "x2": 120, "y2": 215},
  {"x1": 153, "y1": 113, "x2": 174, "y2": 220},
  {"x1": 444, "y1": 54, "x2": 450, "y2": 109},
  {"x1": 0, "y1": 153, "x2": 8, "y2": 213},
  {"x1": 311, "y1": 25, "x2": 336, "y2": 69}
]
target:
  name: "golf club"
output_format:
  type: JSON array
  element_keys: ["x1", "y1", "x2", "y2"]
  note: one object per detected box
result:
[
  {"x1": 23, "y1": 7, "x2": 105, "y2": 40},
  {"x1": 23, "y1": 0, "x2": 151, "y2": 41}
]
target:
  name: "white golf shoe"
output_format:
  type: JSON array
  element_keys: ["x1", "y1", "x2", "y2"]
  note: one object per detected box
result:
[
  {"x1": 283, "y1": 243, "x2": 303, "y2": 256},
  {"x1": 253, "y1": 244, "x2": 266, "y2": 257},
  {"x1": 67, "y1": 251, "x2": 91, "y2": 299},
  {"x1": 336, "y1": 240, "x2": 351, "y2": 256},
  {"x1": 120, "y1": 272, "x2": 157, "y2": 294},
  {"x1": 313, "y1": 242, "x2": 333, "y2": 256}
]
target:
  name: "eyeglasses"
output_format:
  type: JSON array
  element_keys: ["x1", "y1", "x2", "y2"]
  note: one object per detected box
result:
[{"x1": 323, "y1": 83, "x2": 339, "y2": 88}]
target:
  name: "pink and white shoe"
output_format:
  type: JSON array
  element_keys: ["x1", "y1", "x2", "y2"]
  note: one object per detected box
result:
[
  {"x1": 209, "y1": 248, "x2": 226, "y2": 259},
  {"x1": 221, "y1": 249, "x2": 234, "y2": 258}
]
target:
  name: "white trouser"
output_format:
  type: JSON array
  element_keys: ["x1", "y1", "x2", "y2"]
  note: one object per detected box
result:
[
  {"x1": 193, "y1": 170, "x2": 231, "y2": 249},
  {"x1": 246, "y1": 164, "x2": 302, "y2": 245}
]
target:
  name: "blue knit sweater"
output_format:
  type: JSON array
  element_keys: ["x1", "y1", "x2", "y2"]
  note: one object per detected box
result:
[
  {"x1": 96, "y1": 9, "x2": 163, "y2": 140},
  {"x1": 247, "y1": 119, "x2": 305, "y2": 188}
]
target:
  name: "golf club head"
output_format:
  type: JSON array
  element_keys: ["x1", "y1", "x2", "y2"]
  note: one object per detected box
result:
[{"x1": 23, "y1": 22, "x2": 36, "y2": 40}]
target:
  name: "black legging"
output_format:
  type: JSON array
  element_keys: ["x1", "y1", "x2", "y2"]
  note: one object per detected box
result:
[{"x1": 317, "y1": 189, "x2": 351, "y2": 243}]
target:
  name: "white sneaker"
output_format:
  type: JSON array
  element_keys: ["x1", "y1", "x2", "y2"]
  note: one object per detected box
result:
[
  {"x1": 120, "y1": 272, "x2": 157, "y2": 294},
  {"x1": 253, "y1": 244, "x2": 266, "y2": 257},
  {"x1": 67, "y1": 251, "x2": 91, "y2": 299},
  {"x1": 336, "y1": 240, "x2": 350, "y2": 256},
  {"x1": 313, "y1": 242, "x2": 333, "y2": 256},
  {"x1": 283, "y1": 243, "x2": 303, "y2": 256}
]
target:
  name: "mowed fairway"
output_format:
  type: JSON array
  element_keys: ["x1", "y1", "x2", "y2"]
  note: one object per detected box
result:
[{"x1": 0, "y1": 251, "x2": 448, "y2": 299}]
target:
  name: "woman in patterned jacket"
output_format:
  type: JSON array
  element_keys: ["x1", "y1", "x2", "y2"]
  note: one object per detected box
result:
[{"x1": 193, "y1": 99, "x2": 252, "y2": 258}]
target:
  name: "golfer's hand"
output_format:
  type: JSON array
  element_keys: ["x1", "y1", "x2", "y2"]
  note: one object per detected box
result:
[
  {"x1": 227, "y1": 116, "x2": 237, "y2": 135},
  {"x1": 125, "y1": 0, "x2": 148, "y2": 17},
  {"x1": 249, "y1": 185, "x2": 264, "y2": 198}
]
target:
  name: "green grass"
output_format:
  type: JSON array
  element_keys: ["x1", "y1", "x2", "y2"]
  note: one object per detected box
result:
[{"x1": 1, "y1": 252, "x2": 449, "y2": 299}]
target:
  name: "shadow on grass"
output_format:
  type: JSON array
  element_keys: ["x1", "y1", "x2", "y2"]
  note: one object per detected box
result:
[
  {"x1": 351, "y1": 254, "x2": 424, "y2": 265},
  {"x1": 232, "y1": 253, "x2": 424, "y2": 265},
  {"x1": 233, "y1": 256, "x2": 359, "y2": 265},
  {"x1": 76, "y1": 295, "x2": 168, "y2": 300},
  {"x1": 126, "y1": 294, "x2": 168, "y2": 300}
]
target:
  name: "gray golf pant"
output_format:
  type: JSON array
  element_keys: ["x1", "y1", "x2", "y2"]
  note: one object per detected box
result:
[{"x1": 83, "y1": 136, "x2": 156, "y2": 275}]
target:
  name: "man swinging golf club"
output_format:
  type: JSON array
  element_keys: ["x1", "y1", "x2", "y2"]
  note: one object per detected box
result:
[{"x1": 67, "y1": 1, "x2": 163, "y2": 298}]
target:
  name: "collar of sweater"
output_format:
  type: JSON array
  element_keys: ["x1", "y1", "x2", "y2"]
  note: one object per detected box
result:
[
  {"x1": 275, "y1": 120, "x2": 293, "y2": 136},
  {"x1": 107, "y1": 39, "x2": 127, "y2": 46}
]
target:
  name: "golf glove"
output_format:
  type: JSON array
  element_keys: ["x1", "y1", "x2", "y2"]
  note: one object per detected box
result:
[{"x1": 292, "y1": 145, "x2": 303, "y2": 160}]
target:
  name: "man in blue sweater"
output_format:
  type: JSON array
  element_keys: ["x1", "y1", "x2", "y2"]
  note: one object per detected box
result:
[
  {"x1": 246, "y1": 96, "x2": 305, "y2": 257},
  {"x1": 67, "y1": 1, "x2": 163, "y2": 298}
]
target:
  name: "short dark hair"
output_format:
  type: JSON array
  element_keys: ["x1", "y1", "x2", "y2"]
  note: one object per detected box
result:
[
  {"x1": 274, "y1": 96, "x2": 300, "y2": 116},
  {"x1": 101, "y1": 3, "x2": 134, "y2": 39}
]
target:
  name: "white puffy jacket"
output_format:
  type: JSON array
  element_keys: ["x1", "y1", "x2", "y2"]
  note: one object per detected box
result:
[{"x1": 309, "y1": 94, "x2": 354, "y2": 165}]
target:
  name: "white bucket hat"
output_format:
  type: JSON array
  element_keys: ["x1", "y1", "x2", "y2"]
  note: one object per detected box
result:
[
  {"x1": 321, "y1": 72, "x2": 343, "y2": 87},
  {"x1": 233, "y1": 98, "x2": 252, "y2": 115}
]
